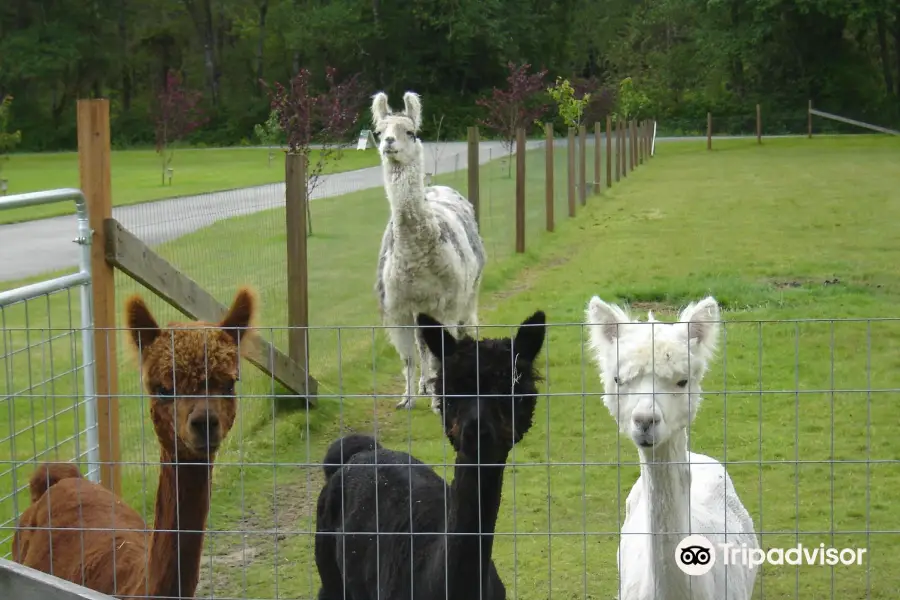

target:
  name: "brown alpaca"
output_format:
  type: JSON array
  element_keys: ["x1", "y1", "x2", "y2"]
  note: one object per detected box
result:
[{"x1": 11, "y1": 286, "x2": 258, "y2": 599}]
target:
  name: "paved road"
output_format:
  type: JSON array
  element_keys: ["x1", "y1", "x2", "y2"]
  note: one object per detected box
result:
[
  {"x1": 0, "y1": 133, "x2": 803, "y2": 282},
  {"x1": 0, "y1": 140, "x2": 538, "y2": 282}
]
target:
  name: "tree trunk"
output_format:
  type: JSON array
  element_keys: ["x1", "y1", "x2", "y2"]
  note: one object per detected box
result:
[
  {"x1": 877, "y1": 13, "x2": 895, "y2": 96},
  {"x1": 255, "y1": 0, "x2": 269, "y2": 93},
  {"x1": 119, "y1": 0, "x2": 131, "y2": 111},
  {"x1": 894, "y1": 7, "x2": 900, "y2": 97}
]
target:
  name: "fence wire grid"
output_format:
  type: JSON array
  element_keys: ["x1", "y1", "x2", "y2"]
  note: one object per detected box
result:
[{"x1": 2, "y1": 314, "x2": 897, "y2": 599}]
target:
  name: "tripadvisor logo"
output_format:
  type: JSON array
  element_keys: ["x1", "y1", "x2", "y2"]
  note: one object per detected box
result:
[{"x1": 675, "y1": 534, "x2": 867, "y2": 576}]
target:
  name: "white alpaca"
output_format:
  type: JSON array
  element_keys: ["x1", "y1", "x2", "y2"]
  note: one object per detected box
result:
[
  {"x1": 584, "y1": 295, "x2": 759, "y2": 600},
  {"x1": 372, "y1": 90, "x2": 486, "y2": 413}
]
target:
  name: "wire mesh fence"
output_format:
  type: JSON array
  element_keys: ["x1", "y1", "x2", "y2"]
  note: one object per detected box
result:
[{"x1": 1, "y1": 313, "x2": 896, "y2": 599}]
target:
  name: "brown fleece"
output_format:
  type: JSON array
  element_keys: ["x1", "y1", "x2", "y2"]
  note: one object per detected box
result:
[{"x1": 11, "y1": 286, "x2": 259, "y2": 599}]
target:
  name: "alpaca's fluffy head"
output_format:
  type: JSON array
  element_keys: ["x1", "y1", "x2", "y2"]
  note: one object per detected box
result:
[
  {"x1": 370, "y1": 90, "x2": 422, "y2": 166},
  {"x1": 418, "y1": 310, "x2": 546, "y2": 461},
  {"x1": 585, "y1": 296, "x2": 720, "y2": 450},
  {"x1": 125, "y1": 287, "x2": 258, "y2": 460}
]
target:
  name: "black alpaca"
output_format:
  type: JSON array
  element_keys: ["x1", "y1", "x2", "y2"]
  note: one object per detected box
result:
[{"x1": 314, "y1": 309, "x2": 547, "y2": 600}]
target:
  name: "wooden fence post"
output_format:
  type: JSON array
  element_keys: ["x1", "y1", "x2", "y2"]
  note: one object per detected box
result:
[
  {"x1": 633, "y1": 121, "x2": 639, "y2": 169},
  {"x1": 515, "y1": 127, "x2": 526, "y2": 253},
  {"x1": 77, "y1": 98, "x2": 120, "y2": 496},
  {"x1": 467, "y1": 126, "x2": 480, "y2": 223},
  {"x1": 578, "y1": 124, "x2": 587, "y2": 205},
  {"x1": 593, "y1": 122, "x2": 601, "y2": 194},
  {"x1": 707, "y1": 112, "x2": 713, "y2": 150},
  {"x1": 756, "y1": 104, "x2": 762, "y2": 144},
  {"x1": 606, "y1": 116, "x2": 612, "y2": 187},
  {"x1": 567, "y1": 127, "x2": 576, "y2": 217},
  {"x1": 545, "y1": 123, "x2": 554, "y2": 232},
  {"x1": 808, "y1": 100, "x2": 813, "y2": 138},
  {"x1": 627, "y1": 121, "x2": 634, "y2": 172},
  {"x1": 639, "y1": 121, "x2": 645, "y2": 165},
  {"x1": 285, "y1": 152, "x2": 311, "y2": 397},
  {"x1": 615, "y1": 120, "x2": 621, "y2": 182}
]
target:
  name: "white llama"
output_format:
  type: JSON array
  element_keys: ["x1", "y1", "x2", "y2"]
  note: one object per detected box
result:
[
  {"x1": 585, "y1": 295, "x2": 759, "y2": 600},
  {"x1": 372, "y1": 90, "x2": 486, "y2": 412}
]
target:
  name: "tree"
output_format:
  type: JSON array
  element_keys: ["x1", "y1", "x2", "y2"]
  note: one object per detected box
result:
[
  {"x1": 477, "y1": 61, "x2": 550, "y2": 176},
  {"x1": 253, "y1": 108, "x2": 283, "y2": 167},
  {"x1": 152, "y1": 70, "x2": 207, "y2": 185},
  {"x1": 0, "y1": 94, "x2": 22, "y2": 192},
  {"x1": 547, "y1": 77, "x2": 593, "y2": 129},
  {"x1": 613, "y1": 77, "x2": 651, "y2": 122},
  {"x1": 262, "y1": 66, "x2": 365, "y2": 236}
]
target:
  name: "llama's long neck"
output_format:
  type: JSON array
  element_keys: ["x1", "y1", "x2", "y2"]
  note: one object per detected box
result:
[
  {"x1": 382, "y1": 146, "x2": 434, "y2": 242},
  {"x1": 441, "y1": 449, "x2": 508, "y2": 600},
  {"x1": 638, "y1": 428, "x2": 694, "y2": 600},
  {"x1": 141, "y1": 452, "x2": 213, "y2": 599}
]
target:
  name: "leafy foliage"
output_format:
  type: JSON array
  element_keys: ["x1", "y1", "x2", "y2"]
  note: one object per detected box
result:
[
  {"x1": 477, "y1": 61, "x2": 550, "y2": 174},
  {"x1": 253, "y1": 109, "x2": 283, "y2": 166},
  {"x1": 152, "y1": 70, "x2": 207, "y2": 185},
  {"x1": 262, "y1": 66, "x2": 366, "y2": 235},
  {"x1": 0, "y1": 94, "x2": 22, "y2": 181},
  {"x1": 547, "y1": 77, "x2": 592, "y2": 129},
  {"x1": 0, "y1": 0, "x2": 898, "y2": 149},
  {"x1": 612, "y1": 77, "x2": 651, "y2": 122}
]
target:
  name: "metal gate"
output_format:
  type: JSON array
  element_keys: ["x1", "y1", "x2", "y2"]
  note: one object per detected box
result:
[{"x1": 0, "y1": 189, "x2": 99, "y2": 557}]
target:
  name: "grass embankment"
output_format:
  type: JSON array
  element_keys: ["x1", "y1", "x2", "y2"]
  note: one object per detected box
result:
[
  {"x1": 5, "y1": 134, "x2": 899, "y2": 598},
  {"x1": 0, "y1": 146, "x2": 380, "y2": 224}
]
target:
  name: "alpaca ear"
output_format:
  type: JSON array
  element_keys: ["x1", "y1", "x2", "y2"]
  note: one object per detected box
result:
[
  {"x1": 585, "y1": 296, "x2": 631, "y2": 349},
  {"x1": 371, "y1": 92, "x2": 390, "y2": 126},
  {"x1": 513, "y1": 310, "x2": 546, "y2": 363},
  {"x1": 219, "y1": 286, "x2": 257, "y2": 346},
  {"x1": 417, "y1": 313, "x2": 457, "y2": 359},
  {"x1": 125, "y1": 294, "x2": 160, "y2": 353},
  {"x1": 679, "y1": 296, "x2": 720, "y2": 350},
  {"x1": 402, "y1": 91, "x2": 422, "y2": 131}
]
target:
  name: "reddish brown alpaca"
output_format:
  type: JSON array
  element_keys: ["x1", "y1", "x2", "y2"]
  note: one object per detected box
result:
[{"x1": 12, "y1": 286, "x2": 258, "y2": 599}]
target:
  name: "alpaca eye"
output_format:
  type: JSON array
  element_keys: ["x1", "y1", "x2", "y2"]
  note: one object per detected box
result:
[
  {"x1": 613, "y1": 376, "x2": 620, "y2": 385},
  {"x1": 676, "y1": 379, "x2": 688, "y2": 388},
  {"x1": 155, "y1": 385, "x2": 174, "y2": 399},
  {"x1": 406, "y1": 131, "x2": 415, "y2": 139},
  {"x1": 222, "y1": 381, "x2": 236, "y2": 396}
]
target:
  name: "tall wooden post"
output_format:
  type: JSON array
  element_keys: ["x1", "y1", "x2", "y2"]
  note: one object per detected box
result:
[
  {"x1": 593, "y1": 122, "x2": 601, "y2": 194},
  {"x1": 638, "y1": 121, "x2": 644, "y2": 165},
  {"x1": 567, "y1": 127, "x2": 576, "y2": 217},
  {"x1": 285, "y1": 152, "x2": 310, "y2": 397},
  {"x1": 632, "y1": 121, "x2": 638, "y2": 169},
  {"x1": 627, "y1": 121, "x2": 634, "y2": 172},
  {"x1": 756, "y1": 104, "x2": 762, "y2": 144},
  {"x1": 467, "y1": 126, "x2": 480, "y2": 223},
  {"x1": 621, "y1": 120, "x2": 628, "y2": 178},
  {"x1": 615, "y1": 120, "x2": 621, "y2": 182},
  {"x1": 545, "y1": 123, "x2": 554, "y2": 232},
  {"x1": 77, "y1": 98, "x2": 120, "y2": 496},
  {"x1": 515, "y1": 128, "x2": 526, "y2": 253},
  {"x1": 707, "y1": 112, "x2": 713, "y2": 150},
  {"x1": 606, "y1": 116, "x2": 612, "y2": 188},
  {"x1": 578, "y1": 125, "x2": 587, "y2": 205},
  {"x1": 808, "y1": 100, "x2": 813, "y2": 138}
]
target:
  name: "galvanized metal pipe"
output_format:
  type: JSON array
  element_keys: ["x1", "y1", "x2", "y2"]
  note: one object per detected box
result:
[{"x1": 0, "y1": 188, "x2": 100, "y2": 483}]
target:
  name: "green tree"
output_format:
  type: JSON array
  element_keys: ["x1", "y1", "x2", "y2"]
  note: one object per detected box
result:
[
  {"x1": 547, "y1": 77, "x2": 592, "y2": 129},
  {"x1": 253, "y1": 108, "x2": 282, "y2": 166}
]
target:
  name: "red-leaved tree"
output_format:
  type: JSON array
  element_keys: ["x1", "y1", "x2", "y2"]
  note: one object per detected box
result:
[
  {"x1": 152, "y1": 69, "x2": 207, "y2": 185},
  {"x1": 477, "y1": 61, "x2": 550, "y2": 176},
  {"x1": 261, "y1": 67, "x2": 365, "y2": 236}
]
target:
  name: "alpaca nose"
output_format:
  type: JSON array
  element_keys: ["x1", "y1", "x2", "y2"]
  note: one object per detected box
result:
[
  {"x1": 190, "y1": 412, "x2": 220, "y2": 443},
  {"x1": 633, "y1": 414, "x2": 660, "y2": 433},
  {"x1": 384, "y1": 136, "x2": 395, "y2": 145}
]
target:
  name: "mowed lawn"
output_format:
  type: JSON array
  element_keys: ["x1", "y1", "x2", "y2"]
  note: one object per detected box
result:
[
  {"x1": 0, "y1": 145, "x2": 381, "y2": 224},
  {"x1": 3, "y1": 134, "x2": 900, "y2": 599}
]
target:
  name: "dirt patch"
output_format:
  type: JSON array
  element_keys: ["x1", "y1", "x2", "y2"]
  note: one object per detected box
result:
[
  {"x1": 482, "y1": 255, "x2": 570, "y2": 308},
  {"x1": 629, "y1": 300, "x2": 680, "y2": 316},
  {"x1": 195, "y1": 469, "x2": 324, "y2": 596}
]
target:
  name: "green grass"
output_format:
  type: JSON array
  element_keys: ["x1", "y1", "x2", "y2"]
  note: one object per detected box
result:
[
  {"x1": 4, "y1": 133, "x2": 900, "y2": 598},
  {"x1": 0, "y1": 146, "x2": 381, "y2": 224}
]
